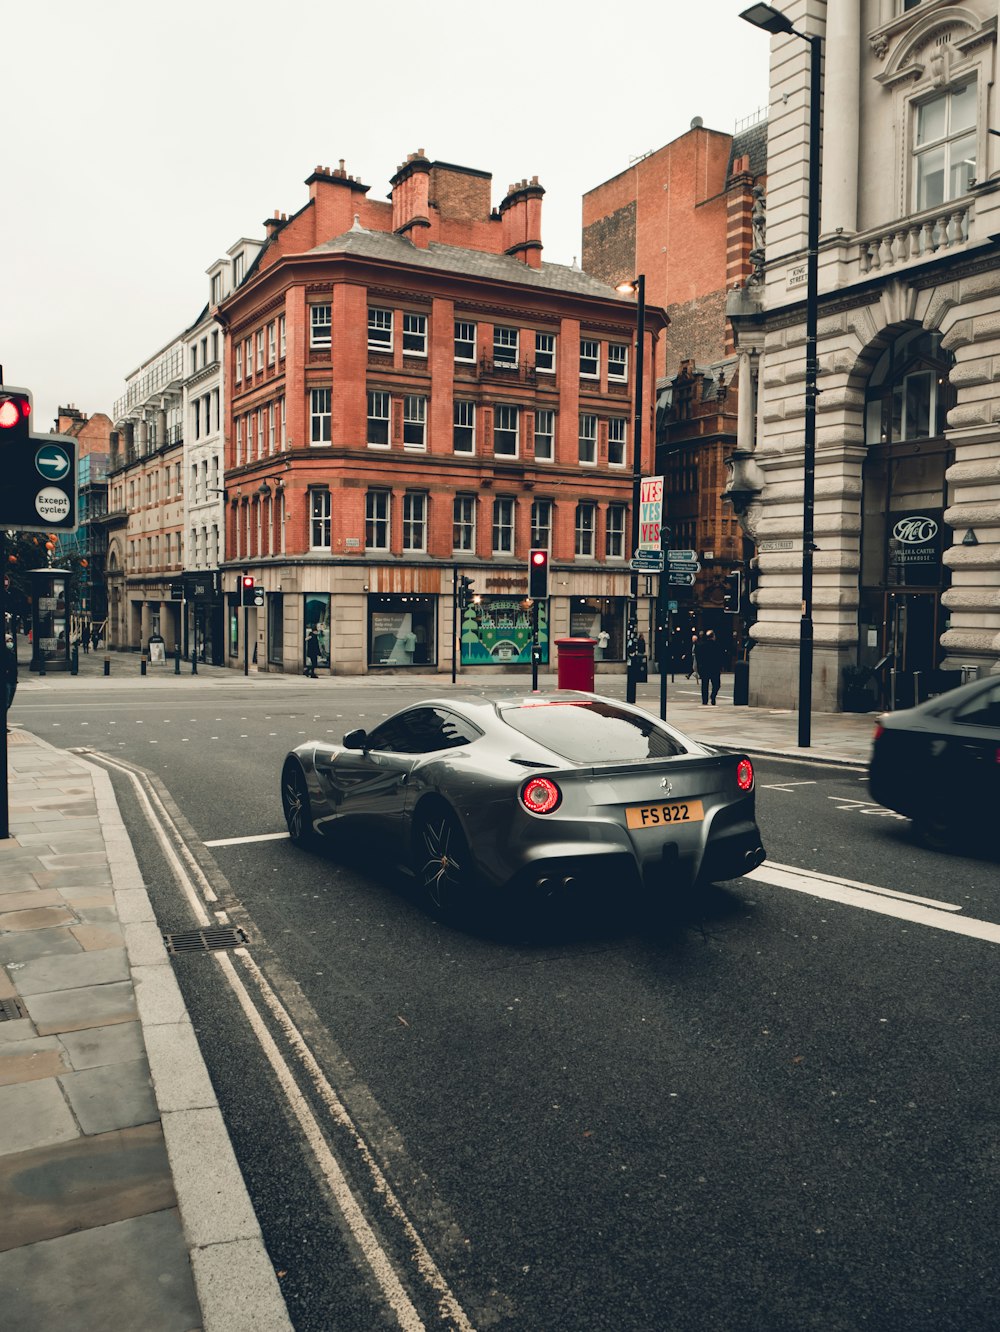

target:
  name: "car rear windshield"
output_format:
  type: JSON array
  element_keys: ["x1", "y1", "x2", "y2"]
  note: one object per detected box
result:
[{"x1": 500, "y1": 701, "x2": 689, "y2": 763}]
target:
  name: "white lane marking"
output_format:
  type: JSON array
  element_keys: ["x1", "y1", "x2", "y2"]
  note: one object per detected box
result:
[
  {"x1": 753, "y1": 859, "x2": 960, "y2": 910},
  {"x1": 745, "y1": 863, "x2": 1000, "y2": 946},
  {"x1": 760, "y1": 779, "x2": 817, "y2": 792},
  {"x1": 827, "y1": 795, "x2": 906, "y2": 819},
  {"x1": 216, "y1": 951, "x2": 433, "y2": 1332},
  {"x1": 90, "y1": 753, "x2": 475, "y2": 1332},
  {"x1": 205, "y1": 832, "x2": 290, "y2": 847},
  {"x1": 95, "y1": 754, "x2": 218, "y2": 904},
  {"x1": 230, "y1": 949, "x2": 477, "y2": 1332}
]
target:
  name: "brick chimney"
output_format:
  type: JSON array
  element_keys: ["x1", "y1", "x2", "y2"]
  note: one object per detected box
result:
[
  {"x1": 306, "y1": 161, "x2": 370, "y2": 243},
  {"x1": 390, "y1": 150, "x2": 432, "y2": 248},
  {"x1": 499, "y1": 176, "x2": 544, "y2": 268}
]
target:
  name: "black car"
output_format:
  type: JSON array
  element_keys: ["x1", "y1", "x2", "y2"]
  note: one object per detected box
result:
[{"x1": 869, "y1": 674, "x2": 1000, "y2": 849}]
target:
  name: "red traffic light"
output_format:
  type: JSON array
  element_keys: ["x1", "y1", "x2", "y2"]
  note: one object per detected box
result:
[
  {"x1": 0, "y1": 394, "x2": 30, "y2": 429},
  {"x1": 530, "y1": 550, "x2": 546, "y2": 567},
  {"x1": 241, "y1": 575, "x2": 254, "y2": 589}
]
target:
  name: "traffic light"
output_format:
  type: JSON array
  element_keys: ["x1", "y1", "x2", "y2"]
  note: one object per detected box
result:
[
  {"x1": 0, "y1": 387, "x2": 77, "y2": 534},
  {"x1": 0, "y1": 391, "x2": 31, "y2": 441},
  {"x1": 528, "y1": 548, "x2": 549, "y2": 600},
  {"x1": 458, "y1": 575, "x2": 475, "y2": 610},
  {"x1": 240, "y1": 575, "x2": 255, "y2": 606},
  {"x1": 723, "y1": 570, "x2": 742, "y2": 614}
]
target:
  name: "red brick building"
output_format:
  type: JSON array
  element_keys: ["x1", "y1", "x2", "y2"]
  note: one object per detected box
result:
[
  {"x1": 217, "y1": 153, "x2": 666, "y2": 676},
  {"x1": 582, "y1": 118, "x2": 767, "y2": 657}
]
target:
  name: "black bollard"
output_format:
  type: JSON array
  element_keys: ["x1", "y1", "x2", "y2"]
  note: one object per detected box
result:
[
  {"x1": 191, "y1": 653, "x2": 198, "y2": 675},
  {"x1": 140, "y1": 656, "x2": 147, "y2": 677},
  {"x1": 71, "y1": 644, "x2": 79, "y2": 676},
  {"x1": 174, "y1": 644, "x2": 181, "y2": 675},
  {"x1": 103, "y1": 655, "x2": 110, "y2": 676}
]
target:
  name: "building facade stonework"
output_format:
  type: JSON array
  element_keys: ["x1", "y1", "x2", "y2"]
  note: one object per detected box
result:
[{"x1": 729, "y1": 0, "x2": 1000, "y2": 712}]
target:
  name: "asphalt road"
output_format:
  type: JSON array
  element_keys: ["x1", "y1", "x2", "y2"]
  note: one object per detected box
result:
[{"x1": 13, "y1": 682, "x2": 1000, "y2": 1331}]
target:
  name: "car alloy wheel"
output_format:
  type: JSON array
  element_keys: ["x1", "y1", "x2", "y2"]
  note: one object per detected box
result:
[
  {"x1": 282, "y1": 762, "x2": 313, "y2": 846},
  {"x1": 417, "y1": 806, "x2": 471, "y2": 916}
]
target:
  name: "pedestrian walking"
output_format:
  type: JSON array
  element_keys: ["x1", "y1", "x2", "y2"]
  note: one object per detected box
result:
[
  {"x1": 81, "y1": 623, "x2": 91, "y2": 653},
  {"x1": 695, "y1": 629, "x2": 723, "y2": 706},
  {"x1": 3, "y1": 633, "x2": 17, "y2": 729},
  {"x1": 305, "y1": 628, "x2": 320, "y2": 678}
]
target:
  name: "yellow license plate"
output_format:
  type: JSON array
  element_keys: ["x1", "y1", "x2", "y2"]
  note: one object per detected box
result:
[{"x1": 626, "y1": 799, "x2": 705, "y2": 829}]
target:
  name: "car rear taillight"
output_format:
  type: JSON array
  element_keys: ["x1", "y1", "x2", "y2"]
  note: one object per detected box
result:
[
  {"x1": 519, "y1": 776, "x2": 562, "y2": 815},
  {"x1": 873, "y1": 723, "x2": 884, "y2": 742},
  {"x1": 736, "y1": 758, "x2": 754, "y2": 792}
]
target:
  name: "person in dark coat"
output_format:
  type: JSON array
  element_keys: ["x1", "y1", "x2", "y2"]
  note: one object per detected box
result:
[
  {"x1": 695, "y1": 629, "x2": 723, "y2": 705},
  {"x1": 3, "y1": 633, "x2": 16, "y2": 728},
  {"x1": 305, "y1": 628, "x2": 320, "y2": 678},
  {"x1": 81, "y1": 623, "x2": 91, "y2": 653}
]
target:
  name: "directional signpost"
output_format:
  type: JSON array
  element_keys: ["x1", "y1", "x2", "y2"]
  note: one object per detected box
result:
[
  {"x1": 667, "y1": 549, "x2": 700, "y2": 587},
  {"x1": 0, "y1": 386, "x2": 78, "y2": 534}
]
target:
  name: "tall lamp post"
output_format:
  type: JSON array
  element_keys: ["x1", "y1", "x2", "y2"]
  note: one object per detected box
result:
[
  {"x1": 617, "y1": 274, "x2": 646, "y2": 705},
  {"x1": 740, "y1": 3, "x2": 821, "y2": 748}
]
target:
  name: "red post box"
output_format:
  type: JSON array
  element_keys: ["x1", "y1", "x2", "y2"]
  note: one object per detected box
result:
[{"x1": 555, "y1": 637, "x2": 597, "y2": 692}]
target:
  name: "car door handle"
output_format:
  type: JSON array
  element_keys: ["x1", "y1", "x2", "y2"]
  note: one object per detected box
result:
[{"x1": 398, "y1": 772, "x2": 409, "y2": 785}]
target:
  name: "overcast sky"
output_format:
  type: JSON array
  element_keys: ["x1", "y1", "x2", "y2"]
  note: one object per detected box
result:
[{"x1": 2, "y1": 0, "x2": 769, "y2": 432}]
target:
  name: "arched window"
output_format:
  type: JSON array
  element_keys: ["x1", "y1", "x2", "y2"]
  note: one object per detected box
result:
[{"x1": 864, "y1": 328, "x2": 954, "y2": 446}]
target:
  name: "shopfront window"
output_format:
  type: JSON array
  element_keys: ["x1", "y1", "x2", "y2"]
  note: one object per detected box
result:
[
  {"x1": 460, "y1": 595, "x2": 548, "y2": 666},
  {"x1": 368, "y1": 595, "x2": 436, "y2": 667},
  {"x1": 570, "y1": 596, "x2": 625, "y2": 660},
  {"x1": 303, "y1": 594, "x2": 331, "y2": 670}
]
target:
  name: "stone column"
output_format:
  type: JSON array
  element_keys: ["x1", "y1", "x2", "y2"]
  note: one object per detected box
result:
[
  {"x1": 821, "y1": 0, "x2": 861, "y2": 236},
  {"x1": 737, "y1": 350, "x2": 756, "y2": 452}
]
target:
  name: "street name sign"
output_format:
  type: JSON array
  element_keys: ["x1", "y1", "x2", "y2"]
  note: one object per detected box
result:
[
  {"x1": 667, "y1": 550, "x2": 698, "y2": 563},
  {"x1": 668, "y1": 571, "x2": 697, "y2": 586}
]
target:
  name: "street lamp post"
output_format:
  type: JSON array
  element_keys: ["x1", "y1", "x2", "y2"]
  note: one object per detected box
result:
[
  {"x1": 618, "y1": 274, "x2": 646, "y2": 705},
  {"x1": 740, "y1": 3, "x2": 821, "y2": 748}
]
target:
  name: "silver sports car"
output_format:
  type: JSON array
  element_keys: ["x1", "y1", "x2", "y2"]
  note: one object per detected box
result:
[{"x1": 281, "y1": 691, "x2": 766, "y2": 916}]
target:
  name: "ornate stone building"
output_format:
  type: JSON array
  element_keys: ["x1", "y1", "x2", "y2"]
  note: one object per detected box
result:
[{"x1": 728, "y1": 0, "x2": 1000, "y2": 712}]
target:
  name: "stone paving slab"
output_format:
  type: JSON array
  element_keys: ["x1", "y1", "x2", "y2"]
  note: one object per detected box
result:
[
  {"x1": 13, "y1": 947, "x2": 130, "y2": 995},
  {"x1": 0, "y1": 927, "x2": 83, "y2": 966},
  {"x1": 59, "y1": 1021, "x2": 146, "y2": 1071},
  {"x1": 59, "y1": 1058, "x2": 159, "y2": 1136},
  {"x1": 0, "y1": 1035, "x2": 69, "y2": 1087},
  {"x1": 0, "y1": 1079, "x2": 79, "y2": 1156},
  {"x1": 25, "y1": 979, "x2": 138, "y2": 1035},
  {"x1": 0, "y1": 1208, "x2": 202, "y2": 1332},
  {"x1": 0, "y1": 1121, "x2": 177, "y2": 1252}
]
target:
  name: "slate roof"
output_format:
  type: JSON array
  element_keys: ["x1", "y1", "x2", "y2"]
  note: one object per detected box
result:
[
  {"x1": 308, "y1": 227, "x2": 632, "y2": 303},
  {"x1": 728, "y1": 118, "x2": 768, "y2": 179}
]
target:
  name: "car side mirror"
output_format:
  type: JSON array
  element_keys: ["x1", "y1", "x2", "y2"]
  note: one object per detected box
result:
[{"x1": 342, "y1": 728, "x2": 367, "y2": 750}]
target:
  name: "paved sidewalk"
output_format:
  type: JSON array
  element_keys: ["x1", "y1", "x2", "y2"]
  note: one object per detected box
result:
[{"x1": 0, "y1": 731, "x2": 292, "y2": 1332}]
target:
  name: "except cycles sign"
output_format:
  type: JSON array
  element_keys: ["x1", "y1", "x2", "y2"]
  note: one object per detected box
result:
[{"x1": 0, "y1": 386, "x2": 78, "y2": 534}]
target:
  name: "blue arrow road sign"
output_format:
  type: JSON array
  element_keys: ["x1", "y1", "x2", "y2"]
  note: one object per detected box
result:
[{"x1": 35, "y1": 444, "x2": 71, "y2": 481}]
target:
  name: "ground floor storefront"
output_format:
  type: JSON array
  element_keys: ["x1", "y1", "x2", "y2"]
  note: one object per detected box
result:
[{"x1": 218, "y1": 560, "x2": 643, "y2": 678}]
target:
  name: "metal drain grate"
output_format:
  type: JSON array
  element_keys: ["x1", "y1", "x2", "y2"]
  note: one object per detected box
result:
[
  {"x1": 163, "y1": 926, "x2": 248, "y2": 956},
  {"x1": 0, "y1": 998, "x2": 26, "y2": 1022}
]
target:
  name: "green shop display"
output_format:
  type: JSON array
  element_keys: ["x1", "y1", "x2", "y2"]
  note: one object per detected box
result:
[{"x1": 461, "y1": 596, "x2": 548, "y2": 666}]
